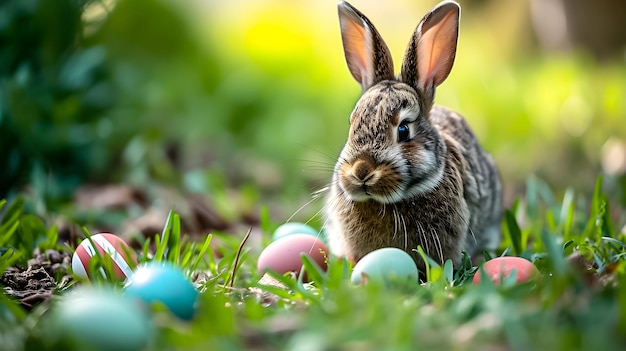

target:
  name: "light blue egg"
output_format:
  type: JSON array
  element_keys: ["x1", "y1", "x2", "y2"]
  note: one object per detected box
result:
[
  {"x1": 124, "y1": 262, "x2": 198, "y2": 320},
  {"x1": 351, "y1": 248, "x2": 419, "y2": 286},
  {"x1": 52, "y1": 287, "x2": 152, "y2": 351},
  {"x1": 272, "y1": 222, "x2": 319, "y2": 241}
]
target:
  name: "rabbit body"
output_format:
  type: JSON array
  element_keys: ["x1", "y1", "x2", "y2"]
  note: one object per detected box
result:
[{"x1": 324, "y1": 1, "x2": 502, "y2": 270}]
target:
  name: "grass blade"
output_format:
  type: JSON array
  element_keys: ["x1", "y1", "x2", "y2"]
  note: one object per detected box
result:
[
  {"x1": 189, "y1": 234, "x2": 213, "y2": 273},
  {"x1": 505, "y1": 210, "x2": 523, "y2": 256},
  {"x1": 166, "y1": 212, "x2": 182, "y2": 264},
  {"x1": 300, "y1": 253, "x2": 325, "y2": 285},
  {"x1": 154, "y1": 210, "x2": 175, "y2": 262}
]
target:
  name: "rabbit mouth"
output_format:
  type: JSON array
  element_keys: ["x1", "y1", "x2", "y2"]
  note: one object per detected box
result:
[
  {"x1": 337, "y1": 152, "x2": 444, "y2": 204},
  {"x1": 338, "y1": 160, "x2": 405, "y2": 204}
]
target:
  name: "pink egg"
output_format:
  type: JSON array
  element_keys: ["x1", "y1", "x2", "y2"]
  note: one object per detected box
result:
[
  {"x1": 473, "y1": 256, "x2": 538, "y2": 285},
  {"x1": 257, "y1": 234, "x2": 328, "y2": 280},
  {"x1": 72, "y1": 233, "x2": 137, "y2": 280}
]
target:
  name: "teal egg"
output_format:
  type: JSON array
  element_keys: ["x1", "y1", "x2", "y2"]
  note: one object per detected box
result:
[
  {"x1": 272, "y1": 222, "x2": 319, "y2": 241},
  {"x1": 351, "y1": 248, "x2": 419, "y2": 286},
  {"x1": 124, "y1": 262, "x2": 198, "y2": 320},
  {"x1": 52, "y1": 287, "x2": 152, "y2": 351}
]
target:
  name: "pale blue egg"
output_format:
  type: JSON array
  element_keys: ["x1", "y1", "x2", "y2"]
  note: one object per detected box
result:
[
  {"x1": 124, "y1": 262, "x2": 198, "y2": 320},
  {"x1": 52, "y1": 287, "x2": 152, "y2": 351},
  {"x1": 272, "y1": 222, "x2": 320, "y2": 241},
  {"x1": 351, "y1": 248, "x2": 419, "y2": 286}
]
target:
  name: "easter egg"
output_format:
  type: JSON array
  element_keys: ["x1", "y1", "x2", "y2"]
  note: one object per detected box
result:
[
  {"x1": 72, "y1": 233, "x2": 137, "y2": 280},
  {"x1": 351, "y1": 248, "x2": 419, "y2": 286},
  {"x1": 472, "y1": 256, "x2": 538, "y2": 285},
  {"x1": 124, "y1": 262, "x2": 198, "y2": 320},
  {"x1": 257, "y1": 234, "x2": 328, "y2": 280},
  {"x1": 51, "y1": 287, "x2": 152, "y2": 351},
  {"x1": 272, "y1": 222, "x2": 319, "y2": 241}
]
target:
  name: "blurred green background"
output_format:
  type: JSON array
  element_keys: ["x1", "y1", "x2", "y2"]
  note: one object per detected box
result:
[{"x1": 1, "y1": 0, "x2": 625, "y2": 219}]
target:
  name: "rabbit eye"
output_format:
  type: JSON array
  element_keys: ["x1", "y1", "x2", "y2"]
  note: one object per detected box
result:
[{"x1": 397, "y1": 123, "x2": 411, "y2": 142}]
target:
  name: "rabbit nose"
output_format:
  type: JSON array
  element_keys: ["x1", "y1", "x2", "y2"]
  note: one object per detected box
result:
[{"x1": 353, "y1": 160, "x2": 373, "y2": 182}]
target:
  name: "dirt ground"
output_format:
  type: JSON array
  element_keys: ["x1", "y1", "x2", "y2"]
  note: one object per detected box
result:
[{"x1": 2, "y1": 249, "x2": 73, "y2": 309}]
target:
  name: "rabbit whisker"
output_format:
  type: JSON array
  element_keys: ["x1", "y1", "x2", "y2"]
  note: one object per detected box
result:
[
  {"x1": 298, "y1": 158, "x2": 336, "y2": 165},
  {"x1": 301, "y1": 166, "x2": 336, "y2": 172},
  {"x1": 467, "y1": 223, "x2": 478, "y2": 246},
  {"x1": 431, "y1": 227, "x2": 444, "y2": 265},
  {"x1": 286, "y1": 194, "x2": 323, "y2": 224},
  {"x1": 391, "y1": 206, "x2": 399, "y2": 240},
  {"x1": 399, "y1": 212, "x2": 408, "y2": 251},
  {"x1": 297, "y1": 144, "x2": 341, "y2": 163},
  {"x1": 378, "y1": 202, "x2": 387, "y2": 218}
]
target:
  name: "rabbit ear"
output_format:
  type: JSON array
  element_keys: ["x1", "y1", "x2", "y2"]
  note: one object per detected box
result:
[
  {"x1": 338, "y1": 1, "x2": 394, "y2": 92},
  {"x1": 400, "y1": 1, "x2": 459, "y2": 103}
]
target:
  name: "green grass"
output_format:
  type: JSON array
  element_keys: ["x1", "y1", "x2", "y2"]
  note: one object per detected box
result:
[{"x1": 0, "y1": 176, "x2": 625, "y2": 350}]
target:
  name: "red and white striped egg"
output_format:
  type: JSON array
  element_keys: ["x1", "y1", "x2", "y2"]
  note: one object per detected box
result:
[{"x1": 72, "y1": 233, "x2": 137, "y2": 280}]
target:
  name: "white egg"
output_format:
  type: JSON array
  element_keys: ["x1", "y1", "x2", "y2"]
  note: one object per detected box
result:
[{"x1": 351, "y1": 248, "x2": 419, "y2": 286}]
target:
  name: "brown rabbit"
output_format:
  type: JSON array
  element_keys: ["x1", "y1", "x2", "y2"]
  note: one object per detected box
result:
[{"x1": 324, "y1": 1, "x2": 502, "y2": 271}]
